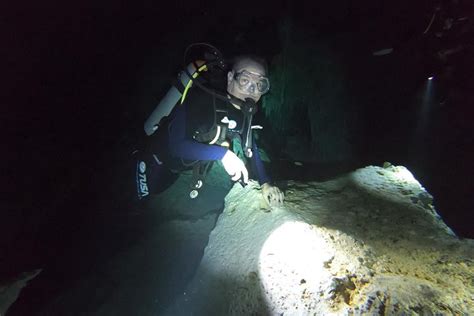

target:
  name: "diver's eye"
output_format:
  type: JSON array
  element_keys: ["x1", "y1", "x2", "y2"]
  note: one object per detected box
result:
[{"x1": 239, "y1": 77, "x2": 249, "y2": 86}]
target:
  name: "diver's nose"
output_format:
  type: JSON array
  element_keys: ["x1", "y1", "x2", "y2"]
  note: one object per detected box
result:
[{"x1": 248, "y1": 83, "x2": 256, "y2": 93}]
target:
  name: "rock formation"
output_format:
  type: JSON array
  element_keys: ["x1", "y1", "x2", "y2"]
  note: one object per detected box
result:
[
  {"x1": 165, "y1": 165, "x2": 474, "y2": 315},
  {"x1": 0, "y1": 269, "x2": 41, "y2": 315}
]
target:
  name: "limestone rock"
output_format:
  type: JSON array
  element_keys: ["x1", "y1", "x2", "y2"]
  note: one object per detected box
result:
[
  {"x1": 0, "y1": 269, "x2": 41, "y2": 315},
  {"x1": 165, "y1": 165, "x2": 474, "y2": 315}
]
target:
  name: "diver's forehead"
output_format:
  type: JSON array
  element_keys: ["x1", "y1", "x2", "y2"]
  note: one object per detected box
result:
[{"x1": 235, "y1": 61, "x2": 266, "y2": 76}]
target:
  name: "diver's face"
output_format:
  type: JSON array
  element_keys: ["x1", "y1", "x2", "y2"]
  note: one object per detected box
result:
[{"x1": 227, "y1": 61, "x2": 268, "y2": 102}]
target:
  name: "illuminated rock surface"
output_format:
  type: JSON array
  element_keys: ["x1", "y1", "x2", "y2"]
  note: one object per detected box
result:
[
  {"x1": 165, "y1": 165, "x2": 474, "y2": 315},
  {"x1": 0, "y1": 269, "x2": 41, "y2": 315},
  {"x1": 4, "y1": 165, "x2": 472, "y2": 315}
]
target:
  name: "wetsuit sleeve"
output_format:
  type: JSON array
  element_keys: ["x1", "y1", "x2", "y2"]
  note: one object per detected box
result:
[
  {"x1": 250, "y1": 139, "x2": 271, "y2": 185},
  {"x1": 168, "y1": 105, "x2": 227, "y2": 161}
]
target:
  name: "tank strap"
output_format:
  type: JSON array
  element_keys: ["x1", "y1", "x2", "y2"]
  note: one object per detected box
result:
[
  {"x1": 172, "y1": 77, "x2": 185, "y2": 94},
  {"x1": 193, "y1": 123, "x2": 228, "y2": 146}
]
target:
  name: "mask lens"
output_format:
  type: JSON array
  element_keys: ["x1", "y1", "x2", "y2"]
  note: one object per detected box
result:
[
  {"x1": 257, "y1": 78, "x2": 270, "y2": 93},
  {"x1": 235, "y1": 71, "x2": 270, "y2": 94}
]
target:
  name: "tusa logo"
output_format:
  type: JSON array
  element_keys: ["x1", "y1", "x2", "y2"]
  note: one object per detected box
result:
[
  {"x1": 139, "y1": 161, "x2": 146, "y2": 173},
  {"x1": 137, "y1": 161, "x2": 149, "y2": 198},
  {"x1": 138, "y1": 173, "x2": 149, "y2": 197}
]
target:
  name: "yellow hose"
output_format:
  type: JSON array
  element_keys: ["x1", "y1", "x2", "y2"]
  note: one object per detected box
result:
[{"x1": 180, "y1": 64, "x2": 208, "y2": 104}]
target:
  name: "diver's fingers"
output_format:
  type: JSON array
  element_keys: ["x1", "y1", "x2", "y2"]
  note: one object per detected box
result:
[
  {"x1": 232, "y1": 171, "x2": 241, "y2": 181},
  {"x1": 231, "y1": 163, "x2": 248, "y2": 183},
  {"x1": 265, "y1": 194, "x2": 271, "y2": 206},
  {"x1": 269, "y1": 190, "x2": 277, "y2": 206},
  {"x1": 271, "y1": 188, "x2": 283, "y2": 205}
]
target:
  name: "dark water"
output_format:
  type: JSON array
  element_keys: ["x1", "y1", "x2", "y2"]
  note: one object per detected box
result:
[{"x1": 4, "y1": 2, "x2": 472, "y2": 314}]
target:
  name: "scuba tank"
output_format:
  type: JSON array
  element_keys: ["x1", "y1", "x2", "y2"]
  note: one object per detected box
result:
[
  {"x1": 144, "y1": 43, "x2": 227, "y2": 136},
  {"x1": 144, "y1": 61, "x2": 207, "y2": 136}
]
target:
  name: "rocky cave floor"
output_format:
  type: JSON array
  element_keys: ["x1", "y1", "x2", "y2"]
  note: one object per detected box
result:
[{"x1": 3, "y1": 161, "x2": 473, "y2": 315}]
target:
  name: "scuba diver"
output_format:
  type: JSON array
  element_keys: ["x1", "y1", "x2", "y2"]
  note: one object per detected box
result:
[{"x1": 135, "y1": 44, "x2": 284, "y2": 206}]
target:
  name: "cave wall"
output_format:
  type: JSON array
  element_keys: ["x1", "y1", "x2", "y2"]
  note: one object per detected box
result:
[{"x1": 262, "y1": 18, "x2": 356, "y2": 163}]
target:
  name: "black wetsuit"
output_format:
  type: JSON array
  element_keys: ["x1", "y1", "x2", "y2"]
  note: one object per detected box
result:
[{"x1": 136, "y1": 85, "x2": 269, "y2": 199}]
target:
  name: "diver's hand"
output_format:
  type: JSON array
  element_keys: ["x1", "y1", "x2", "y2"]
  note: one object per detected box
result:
[
  {"x1": 262, "y1": 183, "x2": 284, "y2": 206},
  {"x1": 221, "y1": 150, "x2": 249, "y2": 183}
]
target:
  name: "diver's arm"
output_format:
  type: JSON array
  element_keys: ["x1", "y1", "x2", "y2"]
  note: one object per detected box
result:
[
  {"x1": 168, "y1": 105, "x2": 228, "y2": 161},
  {"x1": 250, "y1": 139, "x2": 271, "y2": 185},
  {"x1": 251, "y1": 140, "x2": 284, "y2": 206}
]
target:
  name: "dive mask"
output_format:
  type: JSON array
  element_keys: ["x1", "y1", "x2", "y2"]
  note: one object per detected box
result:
[{"x1": 233, "y1": 70, "x2": 270, "y2": 94}]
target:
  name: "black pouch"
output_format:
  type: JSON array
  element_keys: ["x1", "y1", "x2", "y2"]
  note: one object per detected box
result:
[{"x1": 134, "y1": 151, "x2": 179, "y2": 200}]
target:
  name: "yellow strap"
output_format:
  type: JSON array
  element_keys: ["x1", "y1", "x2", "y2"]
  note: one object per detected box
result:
[{"x1": 180, "y1": 64, "x2": 208, "y2": 104}]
